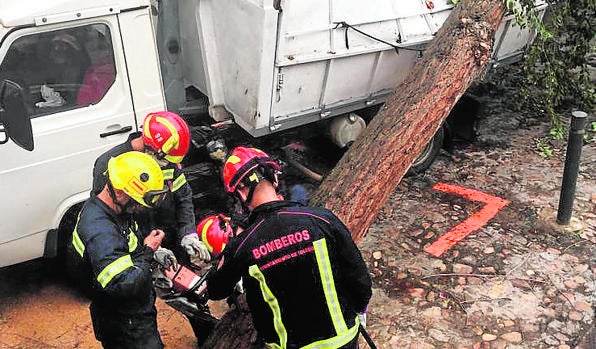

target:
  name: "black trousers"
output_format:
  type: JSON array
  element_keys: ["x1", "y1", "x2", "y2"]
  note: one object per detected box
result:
[{"x1": 90, "y1": 303, "x2": 164, "y2": 349}]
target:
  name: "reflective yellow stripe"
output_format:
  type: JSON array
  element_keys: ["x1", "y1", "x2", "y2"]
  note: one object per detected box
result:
[
  {"x1": 155, "y1": 116, "x2": 179, "y2": 154},
  {"x1": 72, "y1": 229, "x2": 85, "y2": 257},
  {"x1": 171, "y1": 173, "x2": 187, "y2": 192},
  {"x1": 165, "y1": 154, "x2": 184, "y2": 163},
  {"x1": 300, "y1": 318, "x2": 359, "y2": 349},
  {"x1": 162, "y1": 169, "x2": 174, "y2": 180},
  {"x1": 127, "y1": 230, "x2": 138, "y2": 252},
  {"x1": 97, "y1": 255, "x2": 134, "y2": 288},
  {"x1": 249, "y1": 265, "x2": 288, "y2": 349},
  {"x1": 71, "y1": 212, "x2": 84, "y2": 257},
  {"x1": 255, "y1": 239, "x2": 359, "y2": 349},
  {"x1": 313, "y1": 239, "x2": 347, "y2": 334},
  {"x1": 265, "y1": 344, "x2": 283, "y2": 349}
]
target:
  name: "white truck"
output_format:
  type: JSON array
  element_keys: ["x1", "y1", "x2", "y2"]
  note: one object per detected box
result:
[{"x1": 0, "y1": 0, "x2": 546, "y2": 268}]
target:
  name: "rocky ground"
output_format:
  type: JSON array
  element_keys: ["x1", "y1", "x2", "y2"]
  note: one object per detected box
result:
[
  {"x1": 356, "y1": 73, "x2": 595, "y2": 348},
  {"x1": 0, "y1": 65, "x2": 594, "y2": 348}
]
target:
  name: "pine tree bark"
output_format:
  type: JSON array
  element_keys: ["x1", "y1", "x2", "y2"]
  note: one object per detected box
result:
[
  {"x1": 202, "y1": 0, "x2": 506, "y2": 347},
  {"x1": 310, "y1": 0, "x2": 506, "y2": 241}
]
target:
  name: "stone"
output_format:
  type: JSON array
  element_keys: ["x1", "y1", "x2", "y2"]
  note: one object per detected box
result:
[
  {"x1": 372, "y1": 251, "x2": 383, "y2": 260},
  {"x1": 492, "y1": 339, "x2": 508, "y2": 349},
  {"x1": 543, "y1": 307, "x2": 557, "y2": 318},
  {"x1": 502, "y1": 320, "x2": 515, "y2": 327},
  {"x1": 409, "y1": 288, "x2": 426, "y2": 298},
  {"x1": 544, "y1": 335, "x2": 560, "y2": 346},
  {"x1": 510, "y1": 278, "x2": 532, "y2": 290},
  {"x1": 574, "y1": 300, "x2": 592, "y2": 312},
  {"x1": 481, "y1": 333, "x2": 497, "y2": 341},
  {"x1": 472, "y1": 327, "x2": 484, "y2": 336},
  {"x1": 547, "y1": 320, "x2": 564, "y2": 332},
  {"x1": 563, "y1": 279, "x2": 578, "y2": 289},
  {"x1": 500, "y1": 332, "x2": 523, "y2": 343},
  {"x1": 483, "y1": 247, "x2": 495, "y2": 254},
  {"x1": 568, "y1": 311, "x2": 583, "y2": 321},
  {"x1": 428, "y1": 328, "x2": 450, "y2": 342},
  {"x1": 553, "y1": 332, "x2": 569, "y2": 342},
  {"x1": 478, "y1": 266, "x2": 496, "y2": 274},
  {"x1": 453, "y1": 263, "x2": 474, "y2": 274},
  {"x1": 574, "y1": 264, "x2": 589, "y2": 273}
]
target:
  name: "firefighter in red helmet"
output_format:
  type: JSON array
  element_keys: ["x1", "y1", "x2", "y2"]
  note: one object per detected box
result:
[
  {"x1": 197, "y1": 214, "x2": 234, "y2": 258},
  {"x1": 207, "y1": 146, "x2": 372, "y2": 349},
  {"x1": 90, "y1": 111, "x2": 210, "y2": 263}
]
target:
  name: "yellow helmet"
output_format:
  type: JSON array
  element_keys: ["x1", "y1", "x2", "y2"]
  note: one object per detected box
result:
[{"x1": 107, "y1": 151, "x2": 167, "y2": 207}]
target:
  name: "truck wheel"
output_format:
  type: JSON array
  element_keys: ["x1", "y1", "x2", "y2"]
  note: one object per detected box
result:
[{"x1": 406, "y1": 125, "x2": 445, "y2": 176}]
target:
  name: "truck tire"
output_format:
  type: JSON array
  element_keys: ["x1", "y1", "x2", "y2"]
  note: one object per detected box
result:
[{"x1": 406, "y1": 125, "x2": 445, "y2": 176}]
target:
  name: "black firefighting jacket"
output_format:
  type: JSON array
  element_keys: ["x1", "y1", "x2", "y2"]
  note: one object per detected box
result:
[
  {"x1": 91, "y1": 132, "x2": 196, "y2": 240},
  {"x1": 207, "y1": 201, "x2": 372, "y2": 348},
  {"x1": 71, "y1": 196, "x2": 156, "y2": 315}
]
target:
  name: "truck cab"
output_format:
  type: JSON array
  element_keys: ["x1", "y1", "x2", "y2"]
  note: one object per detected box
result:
[{"x1": 0, "y1": 0, "x2": 164, "y2": 267}]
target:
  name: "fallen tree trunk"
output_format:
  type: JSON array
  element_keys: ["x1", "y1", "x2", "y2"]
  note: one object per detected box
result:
[
  {"x1": 310, "y1": 0, "x2": 506, "y2": 241},
  {"x1": 202, "y1": 0, "x2": 506, "y2": 347}
]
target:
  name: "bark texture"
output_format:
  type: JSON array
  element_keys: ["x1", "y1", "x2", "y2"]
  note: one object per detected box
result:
[
  {"x1": 310, "y1": 0, "x2": 506, "y2": 241},
  {"x1": 203, "y1": 0, "x2": 506, "y2": 347}
]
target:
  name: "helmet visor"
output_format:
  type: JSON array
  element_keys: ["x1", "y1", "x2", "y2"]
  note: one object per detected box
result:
[{"x1": 142, "y1": 186, "x2": 169, "y2": 208}]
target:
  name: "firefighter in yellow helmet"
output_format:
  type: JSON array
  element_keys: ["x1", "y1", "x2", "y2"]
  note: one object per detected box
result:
[
  {"x1": 90, "y1": 111, "x2": 210, "y2": 264},
  {"x1": 72, "y1": 151, "x2": 169, "y2": 349}
]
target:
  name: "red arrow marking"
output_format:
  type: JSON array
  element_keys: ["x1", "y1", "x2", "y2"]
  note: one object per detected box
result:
[{"x1": 424, "y1": 183, "x2": 510, "y2": 257}]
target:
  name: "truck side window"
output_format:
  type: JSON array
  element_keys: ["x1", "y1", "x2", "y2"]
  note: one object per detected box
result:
[{"x1": 0, "y1": 24, "x2": 116, "y2": 118}]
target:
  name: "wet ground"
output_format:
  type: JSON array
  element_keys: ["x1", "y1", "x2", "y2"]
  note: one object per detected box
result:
[{"x1": 0, "y1": 66, "x2": 594, "y2": 348}]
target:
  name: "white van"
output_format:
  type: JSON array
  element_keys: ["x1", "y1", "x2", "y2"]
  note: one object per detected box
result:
[{"x1": 0, "y1": 0, "x2": 546, "y2": 267}]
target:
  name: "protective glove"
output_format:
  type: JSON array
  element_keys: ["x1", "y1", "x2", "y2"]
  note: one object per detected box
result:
[
  {"x1": 234, "y1": 278, "x2": 244, "y2": 294},
  {"x1": 181, "y1": 233, "x2": 211, "y2": 262},
  {"x1": 358, "y1": 312, "x2": 367, "y2": 329},
  {"x1": 154, "y1": 247, "x2": 178, "y2": 269}
]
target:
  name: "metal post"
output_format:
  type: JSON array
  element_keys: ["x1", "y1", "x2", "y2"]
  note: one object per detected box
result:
[{"x1": 556, "y1": 111, "x2": 589, "y2": 224}]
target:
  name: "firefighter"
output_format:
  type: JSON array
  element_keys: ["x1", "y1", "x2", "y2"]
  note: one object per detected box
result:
[
  {"x1": 207, "y1": 146, "x2": 372, "y2": 349},
  {"x1": 197, "y1": 213, "x2": 234, "y2": 258},
  {"x1": 72, "y1": 151, "x2": 170, "y2": 349},
  {"x1": 91, "y1": 111, "x2": 211, "y2": 263}
]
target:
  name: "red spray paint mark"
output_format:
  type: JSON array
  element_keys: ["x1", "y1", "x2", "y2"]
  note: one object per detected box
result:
[{"x1": 423, "y1": 183, "x2": 510, "y2": 257}]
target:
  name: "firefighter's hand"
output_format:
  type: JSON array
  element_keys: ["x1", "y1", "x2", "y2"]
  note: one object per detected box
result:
[
  {"x1": 181, "y1": 233, "x2": 211, "y2": 262},
  {"x1": 154, "y1": 247, "x2": 178, "y2": 269},
  {"x1": 144, "y1": 229, "x2": 165, "y2": 251}
]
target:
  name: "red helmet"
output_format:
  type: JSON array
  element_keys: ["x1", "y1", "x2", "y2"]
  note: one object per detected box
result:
[
  {"x1": 142, "y1": 111, "x2": 190, "y2": 163},
  {"x1": 222, "y1": 146, "x2": 281, "y2": 193},
  {"x1": 197, "y1": 214, "x2": 232, "y2": 257}
]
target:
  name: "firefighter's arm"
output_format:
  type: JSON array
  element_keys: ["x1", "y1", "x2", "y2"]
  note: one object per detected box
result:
[
  {"x1": 87, "y1": 228, "x2": 157, "y2": 299},
  {"x1": 171, "y1": 167, "x2": 196, "y2": 238},
  {"x1": 205, "y1": 251, "x2": 242, "y2": 300}
]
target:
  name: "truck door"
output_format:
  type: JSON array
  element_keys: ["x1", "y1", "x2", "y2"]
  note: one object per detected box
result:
[{"x1": 0, "y1": 19, "x2": 137, "y2": 267}]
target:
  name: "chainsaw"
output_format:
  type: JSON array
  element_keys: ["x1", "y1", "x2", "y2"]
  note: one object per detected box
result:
[{"x1": 153, "y1": 261, "x2": 218, "y2": 345}]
